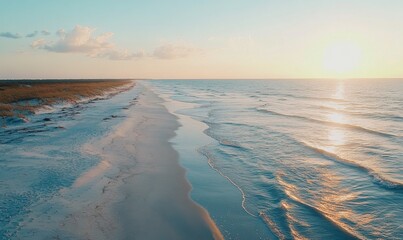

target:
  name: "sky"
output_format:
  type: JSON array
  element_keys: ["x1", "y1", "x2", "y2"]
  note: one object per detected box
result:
[{"x1": 1, "y1": 0, "x2": 403, "y2": 79}]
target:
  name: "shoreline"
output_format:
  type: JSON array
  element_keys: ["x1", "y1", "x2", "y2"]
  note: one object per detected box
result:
[
  {"x1": 151, "y1": 82, "x2": 275, "y2": 239},
  {"x1": 109, "y1": 83, "x2": 223, "y2": 239},
  {"x1": 12, "y1": 82, "x2": 222, "y2": 239}
]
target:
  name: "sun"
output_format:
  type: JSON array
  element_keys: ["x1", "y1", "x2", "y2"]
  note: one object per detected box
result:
[{"x1": 322, "y1": 41, "x2": 362, "y2": 77}]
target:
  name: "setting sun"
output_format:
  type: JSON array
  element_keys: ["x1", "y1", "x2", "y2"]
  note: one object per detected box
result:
[{"x1": 323, "y1": 41, "x2": 362, "y2": 76}]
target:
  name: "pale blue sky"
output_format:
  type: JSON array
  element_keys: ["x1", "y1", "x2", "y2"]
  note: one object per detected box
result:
[{"x1": 1, "y1": 0, "x2": 403, "y2": 79}]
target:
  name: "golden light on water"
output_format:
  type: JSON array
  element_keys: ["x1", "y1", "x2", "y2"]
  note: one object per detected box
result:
[
  {"x1": 328, "y1": 112, "x2": 346, "y2": 124},
  {"x1": 327, "y1": 82, "x2": 347, "y2": 151},
  {"x1": 328, "y1": 129, "x2": 345, "y2": 146},
  {"x1": 328, "y1": 83, "x2": 346, "y2": 125},
  {"x1": 333, "y1": 83, "x2": 345, "y2": 100}
]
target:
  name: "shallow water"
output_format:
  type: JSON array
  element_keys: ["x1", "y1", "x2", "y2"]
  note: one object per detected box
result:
[{"x1": 149, "y1": 79, "x2": 403, "y2": 240}]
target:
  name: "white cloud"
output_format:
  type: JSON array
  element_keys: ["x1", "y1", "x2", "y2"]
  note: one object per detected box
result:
[
  {"x1": 31, "y1": 39, "x2": 47, "y2": 48},
  {"x1": 153, "y1": 43, "x2": 201, "y2": 59},
  {"x1": 30, "y1": 25, "x2": 201, "y2": 61},
  {"x1": 42, "y1": 26, "x2": 114, "y2": 53},
  {"x1": 32, "y1": 25, "x2": 144, "y2": 61}
]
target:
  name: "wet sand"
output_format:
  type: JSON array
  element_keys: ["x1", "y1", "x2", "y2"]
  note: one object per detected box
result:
[
  {"x1": 12, "y1": 82, "x2": 222, "y2": 239},
  {"x1": 109, "y1": 84, "x2": 223, "y2": 239}
]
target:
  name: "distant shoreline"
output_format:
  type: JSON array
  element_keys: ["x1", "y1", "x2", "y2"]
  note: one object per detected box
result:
[
  {"x1": 0, "y1": 80, "x2": 134, "y2": 124},
  {"x1": 0, "y1": 79, "x2": 143, "y2": 83}
]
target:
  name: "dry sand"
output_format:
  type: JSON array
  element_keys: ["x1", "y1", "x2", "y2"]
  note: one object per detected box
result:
[
  {"x1": 32, "y1": 83, "x2": 224, "y2": 239},
  {"x1": 110, "y1": 84, "x2": 223, "y2": 239}
]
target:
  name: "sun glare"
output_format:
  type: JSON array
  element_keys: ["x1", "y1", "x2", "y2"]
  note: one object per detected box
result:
[{"x1": 323, "y1": 42, "x2": 362, "y2": 76}]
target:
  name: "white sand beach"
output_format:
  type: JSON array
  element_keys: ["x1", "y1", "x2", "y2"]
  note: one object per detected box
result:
[{"x1": 9, "y1": 83, "x2": 222, "y2": 240}]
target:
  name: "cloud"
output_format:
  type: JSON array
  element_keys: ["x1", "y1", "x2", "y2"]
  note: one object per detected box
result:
[
  {"x1": 31, "y1": 39, "x2": 47, "y2": 48},
  {"x1": 153, "y1": 43, "x2": 200, "y2": 59},
  {"x1": 42, "y1": 26, "x2": 114, "y2": 53},
  {"x1": 0, "y1": 32, "x2": 22, "y2": 39},
  {"x1": 56, "y1": 29, "x2": 65, "y2": 37},
  {"x1": 30, "y1": 25, "x2": 201, "y2": 61},
  {"x1": 26, "y1": 31, "x2": 38, "y2": 38},
  {"x1": 98, "y1": 49, "x2": 146, "y2": 60},
  {"x1": 32, "y1": 25, "x2": 143, "y2": 60},
  {"x1": 1, "y1": 30, "x2": 52, "y2": 39},
  {"x1": 26, "y1": 31, "x2": 50, "y2": 38},
  {"x1": 41, "y1": 30, "x2": 51, "y2": 36}
]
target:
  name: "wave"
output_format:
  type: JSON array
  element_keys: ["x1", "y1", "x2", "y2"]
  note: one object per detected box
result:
[
  {"x1": 256, "y1": 108, "x2": 399, "y2": 138},
  {"x1": 198, "y1": 146, "x2": 257, "y2": 217},
  {"x1": 318, "y1": 105, "x2": 403, "y2": 123},
  {"x1": 316, "y1": 105, "x2": 352, "y2": 114},
  {"x1": 200, "y1": 121, "x2": 254, "y2": 151},
  {"x1": 259, "y1": 211, "x2": 287, "y2": 240},
  {"x1": 204, "y1": 130, "x2": 250, "y2": 151},
  {"x1": 370, "y1": 173, "x2": 403, "y2": 190},
  {"x1": 280, "y1": 201, "x2": 310, "y2": 240},
  {"x1": 300, "y1": 142, "x2": 403, "y2": 190},
  {"x1": 304, "y1": 96, "x2": 347, "y2": 103},
  {"x1": 276, "y1": 175, "x2": 364, "y2": 240},
  {"x1": 202, "y1": 119, "x2": 253, "y2": 129},
  {"x1": 217, "y1": 139, "x2": 246, "y2": 149},
  {"x1": 260, "y1": 92, "x2": 348, "y2": 103}
]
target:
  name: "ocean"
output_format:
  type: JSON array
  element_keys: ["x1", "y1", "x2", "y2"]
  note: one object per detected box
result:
[
  {"x1": 1, "y1": 79, "x2": 402, "y2": 239},
  {"x1": 149, "y1": 79, "x2": 403, "y2": 240}
]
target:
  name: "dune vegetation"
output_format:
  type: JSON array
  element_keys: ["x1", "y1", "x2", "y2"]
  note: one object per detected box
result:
[{"x1": 0, "y1": 80, "x2": 133, "y2": 119}]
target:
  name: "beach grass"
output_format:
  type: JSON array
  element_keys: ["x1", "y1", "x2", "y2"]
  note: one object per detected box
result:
[{"x1": 0, "y1": 80, "x2": 133, "y2": 118}]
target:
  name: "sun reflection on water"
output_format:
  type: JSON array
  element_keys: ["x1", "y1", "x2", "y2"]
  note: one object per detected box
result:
[
  {"x1": 328, "y1": 112, "x2": 346, "y2": 124},
  {"x1": 333, "y1": 83, "x2": 345, "y2": 100},
  {"x1": 326, "y1": 82, "x2": 347, "y2": 152},
  {"x1": 328, "y1": 129, "x2": 345, "y2": 146}
]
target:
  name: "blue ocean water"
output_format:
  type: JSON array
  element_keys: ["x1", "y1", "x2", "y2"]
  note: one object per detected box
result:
[{"x1": 150, "y1": 79, "x2": 403, "y2": 240}]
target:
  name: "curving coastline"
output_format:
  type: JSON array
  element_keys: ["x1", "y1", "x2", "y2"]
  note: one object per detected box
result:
[
  {"x1": 107, "y1": 83, "x2": 223, "y2": 239},
  {"x1": 8, "y1": 82, "x2": 222, "y2": 239}
]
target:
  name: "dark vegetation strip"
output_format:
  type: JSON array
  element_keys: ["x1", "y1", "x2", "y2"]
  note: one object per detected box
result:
[{"x1": 0, "y1": 79, "x2": 133, "y2": 119}]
